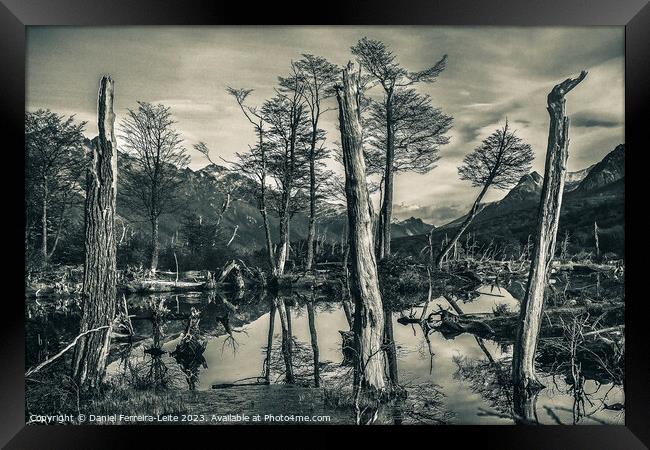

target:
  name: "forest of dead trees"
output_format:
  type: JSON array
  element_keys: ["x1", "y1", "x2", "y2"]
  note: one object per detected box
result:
[{"x1": 25, "y1": 37, "x2": 615, "y2": 423}]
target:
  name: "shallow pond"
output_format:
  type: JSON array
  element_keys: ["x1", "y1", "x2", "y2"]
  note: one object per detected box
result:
[{"x1": 27, "y1": 285, "x2": 624, "y2": 425}]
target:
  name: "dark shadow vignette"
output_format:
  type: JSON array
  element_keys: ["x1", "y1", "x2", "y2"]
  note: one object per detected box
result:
[{"x1": 2, "y1": 0, "x2": 647, "y2": 448}]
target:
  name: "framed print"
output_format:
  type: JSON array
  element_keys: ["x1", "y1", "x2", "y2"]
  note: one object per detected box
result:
[{"x1": 1, "y1": 0, "x2": 647, "y2": 447}]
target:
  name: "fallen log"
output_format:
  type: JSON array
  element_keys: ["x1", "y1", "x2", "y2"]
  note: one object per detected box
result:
[
  {"x1": 474, "y1": 303, "x2": 624, "y2": 342},
  {"x1": 397, "y1": 302, "x2": 623, "y2": 343},
  {"x1": 122, "y1": 280, "x2": 209, "y2": 293}
]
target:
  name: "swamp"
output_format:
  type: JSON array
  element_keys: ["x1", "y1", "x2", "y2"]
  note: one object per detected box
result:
[{"x1": 24, "y1": 27, "x2": 625, "y2": 426}]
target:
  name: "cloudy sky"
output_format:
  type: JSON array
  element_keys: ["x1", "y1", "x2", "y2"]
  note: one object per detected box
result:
[{"x1": 27, "y1": 26, "x2": 624, "y2": 225}]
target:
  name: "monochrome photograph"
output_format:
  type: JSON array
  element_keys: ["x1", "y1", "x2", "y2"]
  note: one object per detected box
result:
[{"x1": 24, "y1": 26, "x2": 625, "y2": 425}]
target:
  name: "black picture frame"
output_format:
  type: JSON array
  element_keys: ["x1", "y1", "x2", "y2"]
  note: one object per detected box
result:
[{"x1": 1, "y1": 0, "x2": 646, "y2": 447}]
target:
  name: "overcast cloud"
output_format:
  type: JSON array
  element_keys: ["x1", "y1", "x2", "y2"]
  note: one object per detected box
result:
[{"x1": 27, "y1": 26, "x2": 623, "y2": 226}]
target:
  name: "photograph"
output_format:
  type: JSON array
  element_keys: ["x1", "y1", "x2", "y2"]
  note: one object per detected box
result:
[{"x1": 23, "y1": 25, "x2": 626, "y2": 426}]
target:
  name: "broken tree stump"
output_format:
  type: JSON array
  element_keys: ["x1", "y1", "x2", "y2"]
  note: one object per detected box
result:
[
  {"x1": 71, "y1": 75, "x2": 118, "y2": 389},
  {"x1": 512, "y1": 70, "x2": 588, "y2": 397}
]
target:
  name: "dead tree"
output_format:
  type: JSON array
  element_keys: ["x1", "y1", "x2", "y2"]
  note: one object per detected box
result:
[
  {"x1": 71, "y1": 76, "x2": 118, "y2": 389},
  {"x1": 512, "y1": 71, "x2": 587, "y2": 399},
  {"x1": 335, "y1": 62, "x2": 386, "y2": 395}
]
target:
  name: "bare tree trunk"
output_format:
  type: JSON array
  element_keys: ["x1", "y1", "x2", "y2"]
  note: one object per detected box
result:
[
  {"x1": 264, "y1": 298, "x2": 276, "y2": 383},
  {"x1": 47, "y1": 191, "x2": 71, "y2": 260},
  {"x1": 512, "y1": 71, "x2": 587, "y2": 399},
  {"x1": 341, "y1": 221, "x2": 352, "y2": 301},
  {"x1": 41, "y1": 179, "x2": 48, "y2": 266},
  {"x1": 275, "y1": 296, "x2": 294, "y2": 383},
  {"x1": 335, "y1": 63, "x2": 386, "y2": 395},
  {"x1": 150, "y1": 217, "x2": 159, "y2": 272},
  {"x1": 436, "y1": 182, "x2": 490, "y2": 268},
  {"x1": 594, "y1": 221, "x2": 600, "y2": 261},
  {"x1": 286, "y1": 301, "x2": 293, "y2": 354},
  {"x1": 275, "y1": 213, "x2": 289, "y2": 277},
  {"x1": 342, "y1": 296, "x2": 354, "y2": 330},
  {"x1": 306, "y1": 143, "x2": 317, "y2": 271},
  {"x1": 383, "y1": 308, "x2": 399, "y2": 385},
  {"x1": 72, "y1": 76, "x2": 118, "y2": 389},
  {"x1": 379, "y1": 93, "x2": 395, "y2": 260},
  {"x1": 307, "y1": 294, "x2": 320, "y2": 387},
  {"x1": 259, "y1": 194, "x2": 275, "y2": 269},
  {"x1": 375, "y1": 206, "x2": 384, "y2": 259}
]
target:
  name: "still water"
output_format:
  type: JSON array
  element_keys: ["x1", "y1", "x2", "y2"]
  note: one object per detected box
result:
[{"x1": 27, "y1": 285, "x2": 624, "y2": 425}]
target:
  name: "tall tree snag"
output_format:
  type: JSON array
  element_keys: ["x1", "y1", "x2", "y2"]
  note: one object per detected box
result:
[
  {"x1": 335, "y1": 62, "x2": 386, "y2": 395},
  {"x1": 72, "y1": 76, "x2": 118, "y2": 389},
  {"x1": 512, "y1": 71, "x2": 587, "y2": 400}
]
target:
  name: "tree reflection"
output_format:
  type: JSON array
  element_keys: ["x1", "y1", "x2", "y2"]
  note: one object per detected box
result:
[
  {"x1": 171, "y1": 307, "x2": 207, "y2": 390},
  {"x1": 306, "y1": 290, "x2": 321, "y2": 387}
]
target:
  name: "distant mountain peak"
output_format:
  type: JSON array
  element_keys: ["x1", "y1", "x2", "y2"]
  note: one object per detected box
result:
[
  {"x1": 392, "y1": 216, "x2": 435, "y2": 238},
  {"x1": 575, "y1": 144, "x2": 624, "y2": 192},
  {"x1": 501, "y1": 171, "x2": 543, "y2": 203},
  {"x1": 197, "y1": 163, "x2": 229, "y2": 178}
]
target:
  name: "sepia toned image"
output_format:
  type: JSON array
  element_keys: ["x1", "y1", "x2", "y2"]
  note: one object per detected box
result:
[{"x1": 25, "y1": 26, "x2": 624, "y2": 425}]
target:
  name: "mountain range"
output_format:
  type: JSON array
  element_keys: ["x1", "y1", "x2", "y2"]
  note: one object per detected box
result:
[
  {"x1": 117, "y1": 144, "x2": 624, "y2": 259},
  {"x1": 393, "y1": 144, "x2": 625, "y2": 257}
]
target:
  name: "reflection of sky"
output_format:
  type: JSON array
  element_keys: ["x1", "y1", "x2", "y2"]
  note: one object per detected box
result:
[
  {"x1": 27, "y1": 26, "x2": 623, "y2": 226},
  {"x1": 112, "y1": 287, "x2": 620, "y2": 425}
]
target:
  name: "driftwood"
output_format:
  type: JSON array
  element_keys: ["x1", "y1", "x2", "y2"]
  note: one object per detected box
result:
[{"x1": 26, "y1": 325, "x2": 111, "y2": 377}]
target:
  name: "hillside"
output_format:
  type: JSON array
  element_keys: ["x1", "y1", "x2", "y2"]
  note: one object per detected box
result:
[
  {"x1": 115, "y1": 157, "x2": 429, "y2": 256},
  {"x1": 392, "y1": 217, "x2": 435, "y2": 238},
  {"x1": 50, "y1": 145, "x2": 623, "y2": 267},
  {"x1": 392, "y1": 144, "x2": 625, "y2": 258}
]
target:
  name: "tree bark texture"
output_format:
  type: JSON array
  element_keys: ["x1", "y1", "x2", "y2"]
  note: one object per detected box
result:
[
  {"x1": 512, "y1": 71, "x2": 587, "y2": 398},
  {"x1": 150, "y1": 217, "x2": 159, "y2": 272},
  {"x1": 335, "y1": 63, "x2": 386, "y2": 394},
  {"x1": 275, "y1": 214, "x2": 289, "y2": 277},
  {"x1": 305, "y1": 139, "x2": 317, "y2": 271},
  {"x1": 259, "y1": 194, "x2": 275, "y2": 270},
  {"x1": 594, "y1": 221, "x2": 600, "y2": 260},
  {"x1": 383, "y1": 308, "x2": 399, "y2": 385},
  {"x1": 264, "y1": 299, "x2": 276, "y2": 383},
  {"x1": 379, "y1": 93, "x2": 395, "y2": 260},
  {"x1": 72, "y1": 76, "x2": 118, "y2": 389}
]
